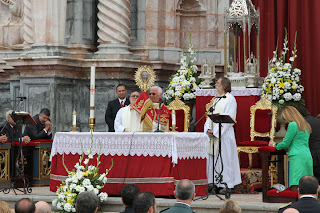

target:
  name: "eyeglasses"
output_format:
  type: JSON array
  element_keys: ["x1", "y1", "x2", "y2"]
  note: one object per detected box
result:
[
  {"x1": 149, "y1": 93, "x2": 157, "y2": 96},
  {"x1": 131, "y1": 95, "x2": 139, "y2": 98}
]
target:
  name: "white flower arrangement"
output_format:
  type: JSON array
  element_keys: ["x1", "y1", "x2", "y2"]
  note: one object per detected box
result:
[
  {"x1": 262, "y1": 29, "x2": 305, "y2": 109},
  {"x1": 53, "y1": 135, "x2": 113, "y2": 213},
  {"x1": 163, "y1": 38, "x2": 204, "y2": 103}
]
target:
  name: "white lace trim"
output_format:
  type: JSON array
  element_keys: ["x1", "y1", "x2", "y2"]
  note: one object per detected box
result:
[
  {"x1": 50, "y1": 132, "x2": 209, "y2": 164},
  {"x1": 196, "y1": 88, "x2": 262, "y2": 97}
]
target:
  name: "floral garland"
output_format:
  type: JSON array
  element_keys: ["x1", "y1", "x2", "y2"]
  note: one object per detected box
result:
[
  {"x1": 262, "y1": 29, "x2": 305, "y2": 109},
  {"x1": 52, "y1": 134, "x2": 113, "y2": 212},
  {"x1": 163, "y1": 39, "x2": 204, "y2": 103}
]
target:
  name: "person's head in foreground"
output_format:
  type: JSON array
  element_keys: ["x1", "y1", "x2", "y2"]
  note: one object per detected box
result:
[
  {"x1": 133, "y1": 191, "x2": 156, "y2": 213},
  {"x1": 219, "y1": 199, "x2": 242, "y2": 213},
  {"x1": 75, "y1": 191, "x2": 99, "y2": 213},
  {"x1": 121, "y1": 184, "x2": 141, "y2": 208},
  {"x1": 298, "y1": 175, "x2": 319, "y2": 197},
  {"x1": 174, "y1": 179, "x2": 196, "y2": 204},
  {"x1": 15, "y1": 198, "x2": 36, "y2": 213}
]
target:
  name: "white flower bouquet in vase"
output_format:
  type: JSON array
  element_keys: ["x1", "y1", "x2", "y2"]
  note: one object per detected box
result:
[
  {"x1": 262, "y1": 29, "x2": 305, "y2": 137},
  {"x1": 52, "y1": 134, "x2": 113, "y2": 212},
  {"x1": 163, "y1": 38, "x2": 204, "y2": 104}
]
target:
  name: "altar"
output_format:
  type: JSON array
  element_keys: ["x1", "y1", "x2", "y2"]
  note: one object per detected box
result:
[{"x1": 50, "y1": 132, "x2": 208, "y2": 196}]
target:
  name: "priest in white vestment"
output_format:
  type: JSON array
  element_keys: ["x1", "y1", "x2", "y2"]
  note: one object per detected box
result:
[
  {"x1": 114, "y1": 91, "x2": 141, "y2": 132},
  {"x1": 204, "y1": 77, "x2": 241, "y2": 191}
]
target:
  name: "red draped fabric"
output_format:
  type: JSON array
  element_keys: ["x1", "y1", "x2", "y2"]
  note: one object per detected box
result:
[
  {"x1": 252, "y1": 0, "x2": 320, "y2": 115},
  {"x1": 50, "y1": 154, "x2": 207, "y2": 196}
]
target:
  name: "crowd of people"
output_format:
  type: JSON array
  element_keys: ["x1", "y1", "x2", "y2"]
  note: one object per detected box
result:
[{"x1": 1, "y1": 76, "x2": 320, "y2": 212}]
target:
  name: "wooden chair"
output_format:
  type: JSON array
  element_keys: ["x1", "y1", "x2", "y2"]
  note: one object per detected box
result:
[
  {"x1": 237, "y1": 96, "x2": 278, "y2": 169},
  {"x1": 167, "y1": 96, "x2": 191, "y2": 132}
]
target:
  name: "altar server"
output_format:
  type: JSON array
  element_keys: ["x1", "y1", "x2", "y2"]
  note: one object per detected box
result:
[{"x1": 204, "y1": 77, "x2": 241, "y2": 193}]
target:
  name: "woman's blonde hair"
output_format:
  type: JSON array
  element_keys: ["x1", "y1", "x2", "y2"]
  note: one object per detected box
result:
[
  {"x1": 219, "y1": 199, "x2": 242, "y2": 213},
  {"x1": 0, "y1": 201, "x2": 11, "y2": 213},
  {"x1": 281, "y1": 106, "x2": 312, "y2": 133}
]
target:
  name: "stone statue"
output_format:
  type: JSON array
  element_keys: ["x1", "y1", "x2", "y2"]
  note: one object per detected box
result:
[
  {"x1": 246, "y1": 53, "x2": 258, "y2": 75},
  {"x1": 0, "y1": 0, "x2": 24, "y2": 49}
]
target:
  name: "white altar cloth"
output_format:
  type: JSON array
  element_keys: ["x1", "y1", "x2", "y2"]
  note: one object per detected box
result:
[{"x1": 50, "y1": 132, "x2": 209, "y2": 164}]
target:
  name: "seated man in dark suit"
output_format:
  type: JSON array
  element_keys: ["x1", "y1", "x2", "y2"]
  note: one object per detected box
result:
[
  {"x1": 279, "y1": 175, "x2": 320, "y2": 213},
  {"x1": 160, "y1": 179, "x2": 196, "y2": 213},
  {"x1": 23, "y1": 108, "x2": 52, "y2": 141},
  {"x1": 0, "y1": 110, "x2": 30, "y2": 143},
  {"x1": 120, "y1": 184, "x2": 141, "y2": 213}
]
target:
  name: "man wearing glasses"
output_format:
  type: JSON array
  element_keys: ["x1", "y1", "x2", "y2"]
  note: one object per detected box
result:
[
  {"x1": 130, "y1": 86, "x2": 170, "y2": 132},
  {"x1": 114, "y1": 91, "x2": 141, "y2": 132}
]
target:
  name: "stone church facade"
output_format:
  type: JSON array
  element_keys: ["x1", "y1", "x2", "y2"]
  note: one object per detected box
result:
[{"x1": 0, "y1": 0, "x2": 228, "y2": 132}]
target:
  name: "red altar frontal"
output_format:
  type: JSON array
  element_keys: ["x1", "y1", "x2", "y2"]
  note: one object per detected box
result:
[
  {"x1": 50, "y1": 132, "x2": 208, "y2": 196},
  {"x1": 195, "y1": 88, "x2": 262, "y2": 143}
]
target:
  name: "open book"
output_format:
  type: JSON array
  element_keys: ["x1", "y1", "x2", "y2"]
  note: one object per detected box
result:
[{"x1": 11, "y1": 111, "x2": 37, "y2": 125}]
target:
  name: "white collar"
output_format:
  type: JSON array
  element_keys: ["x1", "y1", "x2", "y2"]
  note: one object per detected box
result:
[
  {"x1": 300, "y1": 195, "x2": 316, "y2": 199},
  {"x1": 176, "y1": 202, "x2": 190, "y2": 207},
  {"x1": 119, "y1": 98, "x2": 126, "y2": 103}
]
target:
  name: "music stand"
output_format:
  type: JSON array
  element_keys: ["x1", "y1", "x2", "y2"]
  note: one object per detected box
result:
[
  {"x1": 208, "y1": 113, "x2": 236, "y2": 199},
  {"x1": 3, "y1": 112, "x2": 36, "y2": 195}
]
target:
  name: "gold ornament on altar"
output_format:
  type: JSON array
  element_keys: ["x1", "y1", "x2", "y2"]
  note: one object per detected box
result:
[{"x1": 134, "y1": 65, "x2": 156, "y2": 91}]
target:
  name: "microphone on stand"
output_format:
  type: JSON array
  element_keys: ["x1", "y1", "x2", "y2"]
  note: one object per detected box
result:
[
  {"x1": 154, "y1": 100, "x2": 163, "y2": 132},
  {"x1": 189, "y1": 95, "x2": 226, "y2": 131}
]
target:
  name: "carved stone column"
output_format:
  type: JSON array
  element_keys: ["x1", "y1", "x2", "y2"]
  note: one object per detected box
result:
[
  {"x1": 25, "y1": 0, "x2": 69, "y2": 56},
  {"x1": 23, "y1": 0, "x2": 33, "y2": 45},
  {"x1": 95, "y1": 0, "x2": 132, "y2": 59}
]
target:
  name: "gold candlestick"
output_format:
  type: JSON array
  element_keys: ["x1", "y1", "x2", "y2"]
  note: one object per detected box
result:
[{"x1": 89, "y1": 117, "x2": 95, "y2": 132}]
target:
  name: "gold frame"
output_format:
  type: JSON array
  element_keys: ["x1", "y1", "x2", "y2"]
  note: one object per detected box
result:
[
  {"x1": 249, "y1": 95, "x2": 278, "y2": 141},
  {"x1": 167, "y1": 96, "x2": 191, "y2": 132},
  {"x1": 0, "y1": 143, "x2": 10, "y2": 186},
  {"x1": 205, "y1": 97, "x2": 217, "y2": 117},
  {"x1": 237, "y1": 96, "x2": 278, "y2": 169},
  {"x1": 134, "y1": 65, "x2": 156, "y2": 92}
]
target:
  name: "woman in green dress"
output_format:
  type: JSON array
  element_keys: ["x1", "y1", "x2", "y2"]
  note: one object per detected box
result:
[{"x1": 269, "y1": 106, "x2": 313, "y2": 191}]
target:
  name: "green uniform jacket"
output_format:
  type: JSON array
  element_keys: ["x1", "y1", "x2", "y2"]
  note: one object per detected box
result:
[{"x1": 160, "y1": 202, "x2": 195, "y2": 213}]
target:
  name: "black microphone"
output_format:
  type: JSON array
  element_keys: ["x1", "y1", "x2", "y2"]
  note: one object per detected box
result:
[{"x1": 17, "y1": 96, "x2": 27, "y2": 100}]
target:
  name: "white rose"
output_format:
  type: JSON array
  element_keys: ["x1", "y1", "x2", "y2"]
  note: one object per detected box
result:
[
  {"x1": 64, "y1": 203, "x2": 72, "y2": 212},
  {"x1": 293, "y1": 93, "x2": 301, "y2": 101},
  {"x1": 279, "y1": 99, "x2": 284, "y2": 104},
  {"x1": 283, "y1": 93, "x2": 292, "y2": 101}
]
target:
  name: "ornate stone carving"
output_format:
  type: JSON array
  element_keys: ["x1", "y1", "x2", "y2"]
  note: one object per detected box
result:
[
  {"x1": 97, "y1": 0, "x2": 131, "y2": 44},
  {"x1": 0, "y1": 0, "x2": 24, "y2": 49},
  {"x1": 23, "y1": 0, "x2": 33, "y2": 45}
]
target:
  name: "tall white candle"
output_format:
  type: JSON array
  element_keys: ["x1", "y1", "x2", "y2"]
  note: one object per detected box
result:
[
  {"x1": 172, "y1": 110, "x2": 176, "y2": 127},
  {"x1": 90, "y1": 66, "x2": 95, "y2": 118},
  {"x1": 73, "y1": 110, "x2": 77, "y2": 126}
]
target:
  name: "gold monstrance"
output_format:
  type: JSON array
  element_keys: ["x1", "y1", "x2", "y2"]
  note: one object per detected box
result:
[{"x1": 134, "y1": 65, "x2": 156, "y2": 91}]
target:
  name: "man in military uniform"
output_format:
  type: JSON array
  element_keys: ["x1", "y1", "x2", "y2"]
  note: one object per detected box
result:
[
  {"x1": 278, "y1": 176, "x2": 320, "y2": 213},
  {"x1": 160, "y1": 179, "x2": 196, "y2": 213}
]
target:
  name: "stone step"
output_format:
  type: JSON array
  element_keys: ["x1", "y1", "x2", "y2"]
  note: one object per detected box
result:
[{"x1": 0, "y1": 187, "x2": 285, "y2": 213}]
